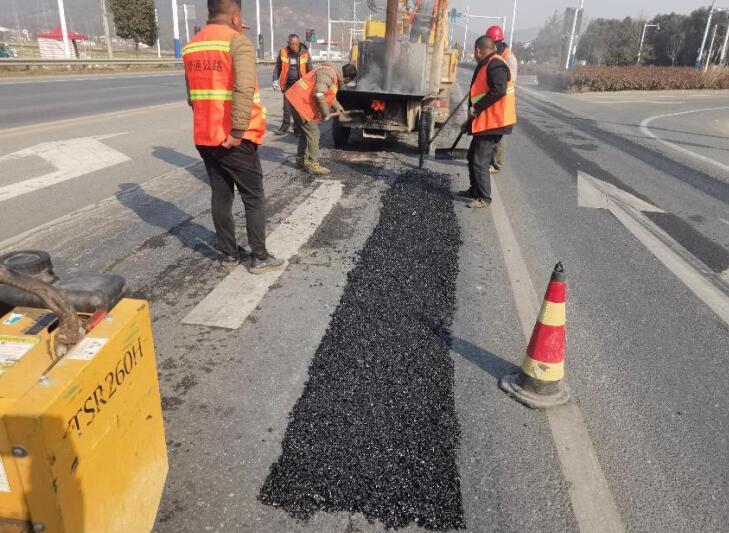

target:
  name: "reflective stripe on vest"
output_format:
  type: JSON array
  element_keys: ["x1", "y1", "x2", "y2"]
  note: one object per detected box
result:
[
  {"x1": 284, "y1": 65, "x2": 339, "y2": 124},
  {"x1": 470, "y1": 54, "x2": 516, "y2": 134},
  {"x1": 184, "y1": 24, "x2": 267, "y2": 146},
  {"x1": 279, "y1": 47, "x2": 310, "y2": 88}
]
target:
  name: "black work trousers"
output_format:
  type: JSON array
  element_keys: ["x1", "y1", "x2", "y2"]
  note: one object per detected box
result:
[
  {"x1": 468, "y1": 134, "x2": 502, "y2": 201},
  {"x1": 196, "y1": 142, "x2": 268, "y2": 259}
]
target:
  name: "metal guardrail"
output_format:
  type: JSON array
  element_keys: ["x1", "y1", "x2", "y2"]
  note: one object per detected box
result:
[{"x1": 0, "y1": 58, "x2": 278, "y2": 68}]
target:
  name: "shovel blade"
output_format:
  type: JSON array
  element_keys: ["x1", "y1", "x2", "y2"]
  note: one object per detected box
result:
[{"x1": 434, "y1": 148, "x2": 469, "y2": 160}]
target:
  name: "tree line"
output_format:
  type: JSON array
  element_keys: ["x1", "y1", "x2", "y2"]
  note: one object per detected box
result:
[{"x1": 520, "y1": 7, "x2": 729, "y2": 67}]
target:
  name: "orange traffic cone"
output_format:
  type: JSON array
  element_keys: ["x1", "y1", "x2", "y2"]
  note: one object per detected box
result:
[{"x1": 499, "y1": 262, "x2": 571, "y2": 409}]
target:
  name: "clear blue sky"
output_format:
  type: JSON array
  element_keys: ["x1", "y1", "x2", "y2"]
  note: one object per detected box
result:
[{"x1": 449, "y1": 0, "x2": 711, "y2": 30}]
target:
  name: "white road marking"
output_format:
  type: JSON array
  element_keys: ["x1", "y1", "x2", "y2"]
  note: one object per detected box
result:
[
  {"x1": 640, "y1": 107, "x2": 729, "y2": 175},
  {"x1": 719, "y1": 217, "x2": 729, "y2": 227},
  {"x1": 588, "y1": 100, "x2": 684, "y2": 105},
  {"x1": 578, "y1": 171, "x2": 729, "y2": 327},
  {"x1": 183, "y1": 180, "x2": 344, "y2": 329},
  {"x1": 0, "y1": 134, "x2": 130, "y2": 203},
  {"x1": 0, "y1": 72, "x2": 182, "y2": 86},
  {"x1": 490, "y1": 180, "x2": 626, "y2": 533},
  {"x1": 577, "y1": 176, "x2": 664, "y2": 213}
]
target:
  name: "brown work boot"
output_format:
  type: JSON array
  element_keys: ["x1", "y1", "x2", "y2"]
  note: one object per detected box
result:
[
  {"x1": 468, "y1": 197, "x2": 492, "y2": 209},
  {"x1": 304, "y1": 161, "x2": 331, "y2": 175}
]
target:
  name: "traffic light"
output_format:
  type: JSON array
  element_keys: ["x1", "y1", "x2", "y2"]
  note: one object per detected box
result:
[
  {"x1": 449, "y1": 8, "x2": 457, "y2": 23},
  {"x1": 305, "y1": 29, "x2": 316, "y2": 43}
]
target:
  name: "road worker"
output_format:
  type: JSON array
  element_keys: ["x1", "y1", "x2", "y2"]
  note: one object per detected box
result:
[
  {"x1": 272, "y1": 34, "x2": 311, "y2": 135},
  {"x1": 485, "y1": 25, "x2": 518, "y2": 174},
  {"x1": 183, "y1": 0, "x2": 284, "y2": 273},
  {"x1": 408, "y1": 0, "x2": 439, "y2": 44},
  {"x1": 458, "y1": 35, "x2": 516, "y2": 208},
  {"x1": 285, "y1": 63, "x2": 358, "y2": 175}
]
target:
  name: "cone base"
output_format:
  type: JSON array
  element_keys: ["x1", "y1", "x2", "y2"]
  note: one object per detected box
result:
[{"x1": 499, "y1": 372, "x2": 570, "y2": 409}]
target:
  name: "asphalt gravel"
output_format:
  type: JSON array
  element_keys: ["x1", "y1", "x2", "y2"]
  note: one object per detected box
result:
[{"x1": 259, "y1": 170, "x2": 465, "y2": 530}]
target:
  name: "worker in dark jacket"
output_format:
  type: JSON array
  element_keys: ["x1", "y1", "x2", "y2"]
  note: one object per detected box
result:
[{"x1": 459, "y1": 35, "x2": 516, "y2": 208}]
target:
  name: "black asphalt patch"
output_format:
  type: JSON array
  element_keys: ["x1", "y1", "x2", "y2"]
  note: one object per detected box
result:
[{"x1": 259, "y1": 170, "x2": 465, "y2": 530}]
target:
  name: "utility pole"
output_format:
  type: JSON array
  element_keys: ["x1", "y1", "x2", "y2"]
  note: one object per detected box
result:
[
  {"x1": 172, "y1": 0, "x2": 181, "y2": 58},
  {"x1": 509, "y1": 0, "x2": 516, "y2": 48},
  {"x1": 720, "y1": 24, "x2": 729, "y2": 66},
  {"x1": 705, "y1": 23, "x2": 719, "y2": 71},
  {"x1": 269, "y1": 0, "x2": 274, "y2": 59},
  {"x1": 564, "y1": 0, "x2": 584, "y2": 69},
  {"x1": 56, "y1": 0, "x2": 71, "y2": 59},
  {"x1": 462, "y1": 3, "x2": 470, "y2": 55},
  {"x1": 696, "y1": 1, "x2": 716, "y2": 70},
  {"x1": 100, "y1": 0, "x2": 113, "y2": 59},
  {"x1": 637, "y1": 23, "x2": 659, "y2": 65}
]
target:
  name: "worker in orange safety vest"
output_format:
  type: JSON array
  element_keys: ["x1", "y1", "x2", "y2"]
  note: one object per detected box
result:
[
  {"x1": 485, "y1": 25, "x2": 518, "y2": 174},
  {"x1": 272, "y1": 34, "x2": 311, "y2": 135},
  {"x1": 183, "y1": 0, "x2": 283, "y2": 273},
  {"x1": 285, "y1": 63, "x2": 358, "y2": 175},
  {"x1": 457, "y1": 35, "x2": 516, "y2": 209}
]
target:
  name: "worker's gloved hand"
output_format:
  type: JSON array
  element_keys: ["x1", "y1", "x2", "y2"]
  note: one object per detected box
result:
[{"x1": 272, "y1": 80, "x2": 280, "y2": 92}]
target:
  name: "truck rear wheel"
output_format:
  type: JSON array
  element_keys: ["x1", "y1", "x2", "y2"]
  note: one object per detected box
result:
[{"x1": 332, "y1": 119, "x2": 351, "y2": 148}]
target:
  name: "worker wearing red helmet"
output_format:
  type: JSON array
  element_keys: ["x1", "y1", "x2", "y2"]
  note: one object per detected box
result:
[{"x1": 485, "y1": 25, "x2": 518, "y2": 174}]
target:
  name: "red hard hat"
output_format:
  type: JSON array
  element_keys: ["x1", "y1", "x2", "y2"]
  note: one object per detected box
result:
[{"x1": 486, "y1": 25, "x2": 504, "y2": 42}]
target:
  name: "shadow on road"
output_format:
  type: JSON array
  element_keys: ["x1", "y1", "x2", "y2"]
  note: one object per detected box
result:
[
  {"x1": 152, "y1": 146, "x2": 201, "y2": 168},
  {"x1": 115, "y1": 182, "x2": 219, "y2": 261},
  {"x1": 448, "y1": 335, "x2": 519, "y2": 379}
]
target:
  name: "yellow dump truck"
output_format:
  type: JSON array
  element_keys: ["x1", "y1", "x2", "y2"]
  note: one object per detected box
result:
[{"x1": 335, "y1": 0, "x2": 459, "y2": 152}]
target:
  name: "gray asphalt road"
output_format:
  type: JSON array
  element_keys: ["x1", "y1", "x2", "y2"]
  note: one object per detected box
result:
[
  {"x1": 0, "y1": 67, "x2": 275, "y2": 129},
  {"x1": 1, "y1": 70, "x2": 729, "y2": 532}
]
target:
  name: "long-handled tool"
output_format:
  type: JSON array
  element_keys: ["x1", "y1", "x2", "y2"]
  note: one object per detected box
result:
[
  {"x1": 330, "y1": 109, "x2": 365, "y2": 120},
  {"x1": 418, "y1": 93, "x2": 470, "y2": 168},
  {"x1": 434, "y1": 130, "x2": 468, "y2": 160}
]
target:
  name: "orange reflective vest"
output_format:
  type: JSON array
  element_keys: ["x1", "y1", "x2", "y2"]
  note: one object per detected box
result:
[
  {"x1": 278, "y1": 46, "x2": 310, "y2": 88},
  {"x1": 183, "y1": 24, "x2": 266, "y2": 146},
  {"x1": 501, "y1": 47, "x2": 512, "y2": 61},
  {"x1": 284, "y1": 65, "x2": 339, "y2": 123},
  {"x1": 470, "y1": 54, "x2": 516, "y2": 134}
]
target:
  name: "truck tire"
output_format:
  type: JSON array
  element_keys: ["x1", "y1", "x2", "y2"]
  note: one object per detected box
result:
[
  {"x1": 418, "y1": 107, "x2": 435, "y2": 154},
  {"x1": 0, "y1": 250, "x2": 55, "y2": 280},
  {"x1": 332, "y1": 119, "x2": 351, "y2": 148}
]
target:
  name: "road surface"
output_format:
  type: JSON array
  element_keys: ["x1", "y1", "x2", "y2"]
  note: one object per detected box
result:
[{"x1": 1, "y1": 69, "x2": 728, "y2": 532}]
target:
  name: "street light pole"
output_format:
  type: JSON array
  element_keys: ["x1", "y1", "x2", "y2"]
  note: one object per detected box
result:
[
  {"x1": 509, "y1": 0, "x2": 516, "y2": 48},
  {"x1": 637, "y1": 23, "x2": 659, "y2": 65},
  {"x1": 696, "y1": 1, "x2": 716, "y2": 69},
  {"x1": 564, "y1": 0, "x2": 584, "y2": 69},
  {"x1": 183, "y1": 4, "x2": 190, "y2": 43},
  {"x1": 172, "y1": 0, "x2": 181, "y2": 58},
  {"x1": 155, "y1": 9, "x2": 161, "y2": 59},
  {"x1": 56, "y1": 0, "x2": 71, "y2": 59},
  {"x1": 256, "y1": 0, "x2": 261, "y2": 59},
  {"x1": 462, "y1": 3, "x2": 470, "y2": 55},
  {"x1": 100, "y1": 0, "x2": 113, "y2": 59},
  {"x1": 328, "y1": 0, "x2": 332, "y2": 58},
  {"x1": 720, "y1": 24, "x2": 729, "y2": 66},
  {"x1": 705, "y1": 23, "x2": 719, "y2": 71},
  {"x1": 269, "y1": 0, "x2": 274, "y2": 59}
]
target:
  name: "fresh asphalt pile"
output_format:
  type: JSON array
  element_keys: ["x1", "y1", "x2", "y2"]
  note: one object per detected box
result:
[{"x1": 259, "y1": 170, "x2": 464, "y2": 530}]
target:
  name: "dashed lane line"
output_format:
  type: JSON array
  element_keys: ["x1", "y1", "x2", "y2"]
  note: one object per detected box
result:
[
  {"x1": 639, "y1": 107, "x2": 729, "y2": 175},
  {"x1": 490, "y1": 180, "x2": 626, "y2": 533},
  {"x1": 182, "y1": 180, "x2": 344, "y2": 329}
]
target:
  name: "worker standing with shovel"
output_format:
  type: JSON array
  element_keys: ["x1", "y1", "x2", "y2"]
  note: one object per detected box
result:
[{"x1": 458, "y1": 35, "x2": 516, "y2": 208}]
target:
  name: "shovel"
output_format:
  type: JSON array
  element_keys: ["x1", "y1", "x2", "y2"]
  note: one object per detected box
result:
[
  {"x1": 434, "y1": 130, "x2": 468, "y2": 160},
  {"x1": 418, "y1": 93, "x2": 469, "y2": 168}
]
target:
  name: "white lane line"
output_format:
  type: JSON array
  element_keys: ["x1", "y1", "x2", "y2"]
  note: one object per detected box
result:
[
  {"x1": 588, "y1": 100, "x2": 684, "y2": 105},
  {"x1": 640, "y1": 107, "x2": 729, "y2": 175},
  {"x1": 183, "y1": 180, "x2": 344, "y2": 329},
  {"x1": 0, "y1": 72, "x2": 182, "y2": 86},
  {"x1": 719, "y1": 217, "x2": 729, "y2": 227},
  {"x1": 579, "y1": 172, "x2": 729, "y2": 327},
  {"x1": 490, "y1": 181, "x2": 625, "y2": 533},
  {"x1": 0, "y1": 134, "x2": 130, "y2": 203}
]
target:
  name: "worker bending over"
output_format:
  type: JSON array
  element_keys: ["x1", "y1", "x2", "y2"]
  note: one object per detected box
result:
[
  {"x1": 459, "y1": 35, "x2": 516, "y2": 208},
  {"x1": 272, "y1": 34, "x2": 310, "y2": 135},
  {"x1": 285, "y1": 63, "x2": 358, "y2": 175},
  {"x1": 183, "y1": 0, "x2": 284, "y2": 273},
  {"x1": 485, "y1": 25, "x2": 518, "y2": 174}
]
